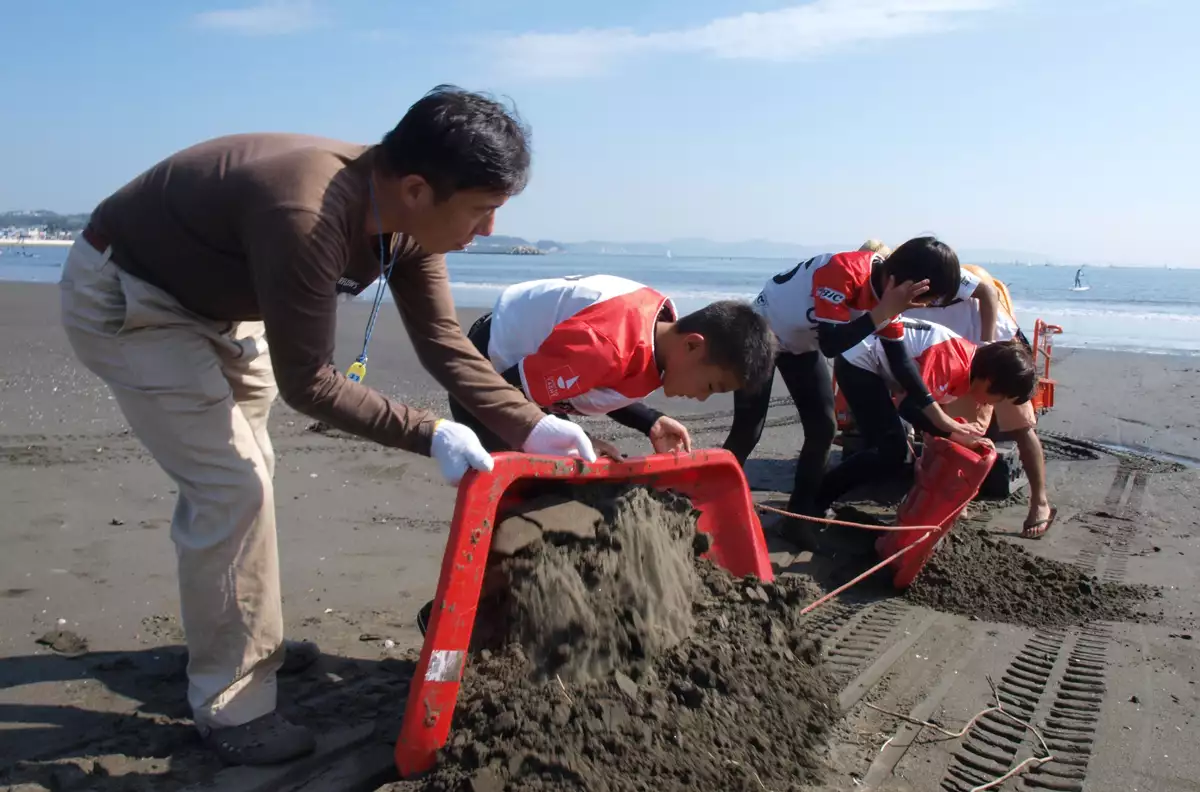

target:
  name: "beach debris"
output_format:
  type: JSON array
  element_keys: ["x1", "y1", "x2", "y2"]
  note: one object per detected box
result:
[{"x1": 36, "y1": 629, "x2": 88, "y2": 657}]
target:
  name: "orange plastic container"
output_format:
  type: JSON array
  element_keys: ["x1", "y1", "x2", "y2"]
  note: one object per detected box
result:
[
  {"x1": 876, "y1": 436, "x2": 997, "y2": 590},
  {"x1": 394, "y1": 449, "x2": 771, "y2": 778}
]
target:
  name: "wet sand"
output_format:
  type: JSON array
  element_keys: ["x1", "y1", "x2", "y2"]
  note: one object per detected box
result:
[{"x1": 1, "y1": 281, "x2": 1198, "y2": 791}]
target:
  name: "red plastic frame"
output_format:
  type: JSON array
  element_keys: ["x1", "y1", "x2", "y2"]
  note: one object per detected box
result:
[
  {"x1": 877, "y1": 436, "x2": 997, "y2": 589},
  {"x1": 394, "y1": 449, "x2": 771, "y2": 778}
]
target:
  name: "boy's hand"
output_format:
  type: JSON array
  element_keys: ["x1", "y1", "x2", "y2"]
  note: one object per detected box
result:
[
  {"x1": 949, "y1": 431, "x2": 994, "y2": 453},
  {"x1": 871, "y1": 276, "x2": 932, "y2": 325},
  {"x1": 649, "y1": 416, "x2": 692, "y2": 453},
  {"x1": 589, "y1": 435, "x2": 625, "y2": 461}
]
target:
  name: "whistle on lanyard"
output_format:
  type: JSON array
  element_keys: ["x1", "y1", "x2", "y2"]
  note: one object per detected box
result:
[{"x1": 346, "y1": 357, "x2": 368, "y2": 383}]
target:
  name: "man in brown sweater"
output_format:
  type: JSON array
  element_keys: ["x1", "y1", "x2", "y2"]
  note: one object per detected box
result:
[{"x1": 58, "y1": 85, "x2": 596, "y2": 765}]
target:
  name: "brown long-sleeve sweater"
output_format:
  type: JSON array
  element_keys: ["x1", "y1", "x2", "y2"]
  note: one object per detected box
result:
[{"x1": 89, "y1": 133, "x2": 544, "y2": 454}]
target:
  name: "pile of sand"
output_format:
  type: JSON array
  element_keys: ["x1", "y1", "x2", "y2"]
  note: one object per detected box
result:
[
  {"x1": 406, "y1": 485, "x2": 837, "y2": 792},
  {"x1": 906, "y1": 528, "x2": 1153, "y2": 628}
]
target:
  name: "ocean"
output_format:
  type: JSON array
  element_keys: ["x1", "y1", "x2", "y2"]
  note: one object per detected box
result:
[{"x1": 4, "y1": 245, "x2": 1198, "y2": 355}]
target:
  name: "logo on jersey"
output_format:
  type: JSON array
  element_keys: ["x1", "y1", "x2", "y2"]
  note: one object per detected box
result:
[
  {"x1": 544, "y1": 366, "x2": 581, "y2": 401},
  {"x1": 335, "y1": 277, "x2": 363, "y2": 294},
  {"x1": 815, "y1": 286, "x2": 847, "y2": 305}
]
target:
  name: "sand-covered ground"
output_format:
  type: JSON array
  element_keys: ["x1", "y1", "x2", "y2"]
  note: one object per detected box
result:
[{"x1": 2, "y1": 281, "x2": 1197, "y2": 791}]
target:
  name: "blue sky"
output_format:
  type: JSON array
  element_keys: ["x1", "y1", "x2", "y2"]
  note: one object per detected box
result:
[{"x1": 2, "y1": 0, "x2": 1197, "y2": 266}]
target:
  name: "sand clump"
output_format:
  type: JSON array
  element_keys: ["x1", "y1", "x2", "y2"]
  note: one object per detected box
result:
[
  {"x1": 402, "y1": 485, "x2": 836, "y2": 792},
  {"x1": 906, "y1": 527, "x2": 1153, "y2": 628},
  {"x1": 499, "y1": 487, "x2": 701, "y2": 683}
]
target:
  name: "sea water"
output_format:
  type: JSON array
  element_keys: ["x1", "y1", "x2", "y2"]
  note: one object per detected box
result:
[{"x1": 4, "y1": 246, "x2": 1198, "y2": 355}]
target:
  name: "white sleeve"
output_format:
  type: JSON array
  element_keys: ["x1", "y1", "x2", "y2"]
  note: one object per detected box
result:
[{"x1": 956, "y1": 269, "x2": 981, "y2": 301}]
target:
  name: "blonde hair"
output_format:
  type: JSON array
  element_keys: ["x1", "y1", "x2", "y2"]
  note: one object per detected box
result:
[{"x1": 859, "y1": 238, "x2": 892, "y2": 258}]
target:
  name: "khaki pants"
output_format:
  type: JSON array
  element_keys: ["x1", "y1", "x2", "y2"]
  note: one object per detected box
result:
[{"x1": 59, "y1": 239, "x2": 283, "y2": 730}]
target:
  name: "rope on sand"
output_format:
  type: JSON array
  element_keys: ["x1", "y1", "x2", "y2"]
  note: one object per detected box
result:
[
  {"x1": 761, "y1": 503, "x2": 1058, "y2": 789},
  {"x1": 864, "y1": 677, "x2": 1056, "y2": 792},
  {"x1": 755, "y1": 503, "x2": 956, "y2": 616}
]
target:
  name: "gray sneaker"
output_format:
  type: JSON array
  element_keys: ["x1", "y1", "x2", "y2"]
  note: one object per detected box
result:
[{"x1": 202, "y1": 711, "x2": 316, "y2": 765}]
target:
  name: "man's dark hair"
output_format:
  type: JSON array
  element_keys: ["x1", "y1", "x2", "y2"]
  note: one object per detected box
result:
[
  {"x1": 379, "y1": 85, "x2": 531, "y2": 200},
  {"x1": 882, "y1": 236, "x2": 961, "y2": 305},
  {"x1": 971, "y1": 340, "x2": 1038, "y2": 404},
  {"x1": 676, "y1": 300, "x2": 777, "y2": 390}
]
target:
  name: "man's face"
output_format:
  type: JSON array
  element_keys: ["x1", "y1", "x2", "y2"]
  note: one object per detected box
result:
[
  {"x1": 396, "y1": 177, "x2": 509, "y2": 254},
  {"x1": 661, "y1": 336, "x2": 742, "y2": 400}
]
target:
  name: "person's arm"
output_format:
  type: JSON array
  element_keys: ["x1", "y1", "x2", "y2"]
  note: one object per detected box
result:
[
  {"x1": 242, "y1": 208, "x2": 445, "y2": 454},
  {"x1": 386, "y1": 238, "x2": 547, "y2": 450},
  {"x1": 882, "y1": 338, "x2": 960, "y2": 436},
  {"x1": 1012, "y1": 427, "x2": 1049, "y2": 517},
  {"x1": 814, "y1": 264, "x2": 931, "y2": 357},
  {"x1": 607, "y1": 403, "x2": 665, "y2": 435},
  {"x1": 973, "y1": 281, "x2": 1000, "y2": 343},
  {"x1": 817, "y1": 315, "x2": 880, "y2": 358}
]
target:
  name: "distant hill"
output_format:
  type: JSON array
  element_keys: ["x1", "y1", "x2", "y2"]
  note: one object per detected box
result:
[
  {"x1": 0, "y1": 210, "x2": 89, "y2": 232},
  {"x1": 0, "y1": 212, "x2": 1062, "y2": 264}
]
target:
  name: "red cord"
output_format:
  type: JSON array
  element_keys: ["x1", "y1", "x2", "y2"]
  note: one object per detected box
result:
[
  {"x1": 798, "y1": 532, "x2": 933, "y2": 615},
  {"x1": 756, "y1": 503, "x2": 942, "y2": 533},
  {"x1": 757, "y1": 488, "x2": 976, "y2": 614}
]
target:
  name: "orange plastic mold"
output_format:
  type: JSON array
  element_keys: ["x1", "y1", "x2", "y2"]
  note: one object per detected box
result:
[
  {"x1": 877, "y1": 437, "x2": 997, "y2": 590},
  {"x1": 394, "y1": 449, "x2": 771, "y2": 777}
]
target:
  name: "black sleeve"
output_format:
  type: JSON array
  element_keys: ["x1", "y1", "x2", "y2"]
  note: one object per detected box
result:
[
  {"x1": 607, "y1": 403, "x2": 664, "y2": 435},
  {"x1": 897, "y1": 395, "x2": 950, "y2": 437},
  {"x1": 817, "y1": 314, "x2": 879, "y2": 357},
  {"x1": 882, "y1": 338, "x2": 935, "y2": 412}
]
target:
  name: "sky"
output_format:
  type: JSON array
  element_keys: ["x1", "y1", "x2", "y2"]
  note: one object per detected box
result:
[{"x1": 2, "y1": 0, "x2": 1197, "y2": 267}]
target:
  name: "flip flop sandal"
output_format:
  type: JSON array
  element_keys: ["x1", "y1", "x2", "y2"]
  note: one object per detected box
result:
[{"x1": 1022, "y1": 506, "x2": 1058, "y2": 540}]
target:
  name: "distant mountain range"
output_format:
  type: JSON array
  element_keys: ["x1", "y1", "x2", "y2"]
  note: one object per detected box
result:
[
  {"x1": 472, "y1": 234, "x2": 1057, "y2": 265},
  {"x1": 2, "y1": 210, "x2": 1058, "y2": 265},
  {"x1": 0, "y1": 210, "x2": 89, "y2": 232}
]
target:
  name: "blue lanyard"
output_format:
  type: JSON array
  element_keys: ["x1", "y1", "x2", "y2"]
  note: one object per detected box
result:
[{"x1": 357, "y1": 176, "x2": 401, "y2": 366}]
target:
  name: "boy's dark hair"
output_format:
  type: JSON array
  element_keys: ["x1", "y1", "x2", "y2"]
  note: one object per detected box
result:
[
  {"x1": 676, "y1": 300, "x2": 777, "y2": 389},
  {"x1": 379, "y1": 85, "x2": 531, "y2": 201},
  {"x1": 882, "y1": 236, "x2": 961, "y2": 305},
  {"x1": 971, "y1": 340, "x2": 1038, "y2": 404}
]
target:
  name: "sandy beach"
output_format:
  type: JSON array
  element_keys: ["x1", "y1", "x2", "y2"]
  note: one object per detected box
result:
[{"x1": 2, "y1": 280, "x2": 1199, "y2": 791}]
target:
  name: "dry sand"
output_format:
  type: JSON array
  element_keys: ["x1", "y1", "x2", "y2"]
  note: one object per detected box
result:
[{"x1": 1, "y1": 281, "x2": 1198, "y2": 791}]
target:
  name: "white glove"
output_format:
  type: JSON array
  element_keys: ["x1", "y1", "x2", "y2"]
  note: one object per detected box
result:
[
  {"x1": 430, "y1": 420, "x2": 495, "y2": 485},
  {"x1": 522, "y1": 415, "x2": 598, "y2": 462}
]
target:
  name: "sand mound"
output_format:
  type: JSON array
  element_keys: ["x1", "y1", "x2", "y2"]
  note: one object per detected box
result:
[
  {"x1": 906, "y1": 528, "x2": 1152, "y2": 628},
  {"x1": 410, "y1": 485, "x2": 836, "y2": 792}
]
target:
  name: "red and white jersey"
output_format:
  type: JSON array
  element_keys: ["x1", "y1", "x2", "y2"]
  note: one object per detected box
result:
[
  {"x1": 841, "y1": 318, "x2": 976, "y2": 404},
  {"x1": 753, "y1": 251, "x2": 903, "y2": 354},
  {"x1": 487, "y1": 275, "x2": 676, "y2": 416}
]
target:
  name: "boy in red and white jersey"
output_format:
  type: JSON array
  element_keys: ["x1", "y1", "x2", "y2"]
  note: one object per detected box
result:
[
  {"x1": 448, "y1": 274, "x2": 776, "y2": 456},
  {"x1": 815, "y1": 320, "x2": 1037, "y2": 532},
  {"x1": 901, "y1": 266, "x2": 1053, "y2": 538},
  {"x1": 724, "y1": 236, "x2": 973, "y2": 520}
]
